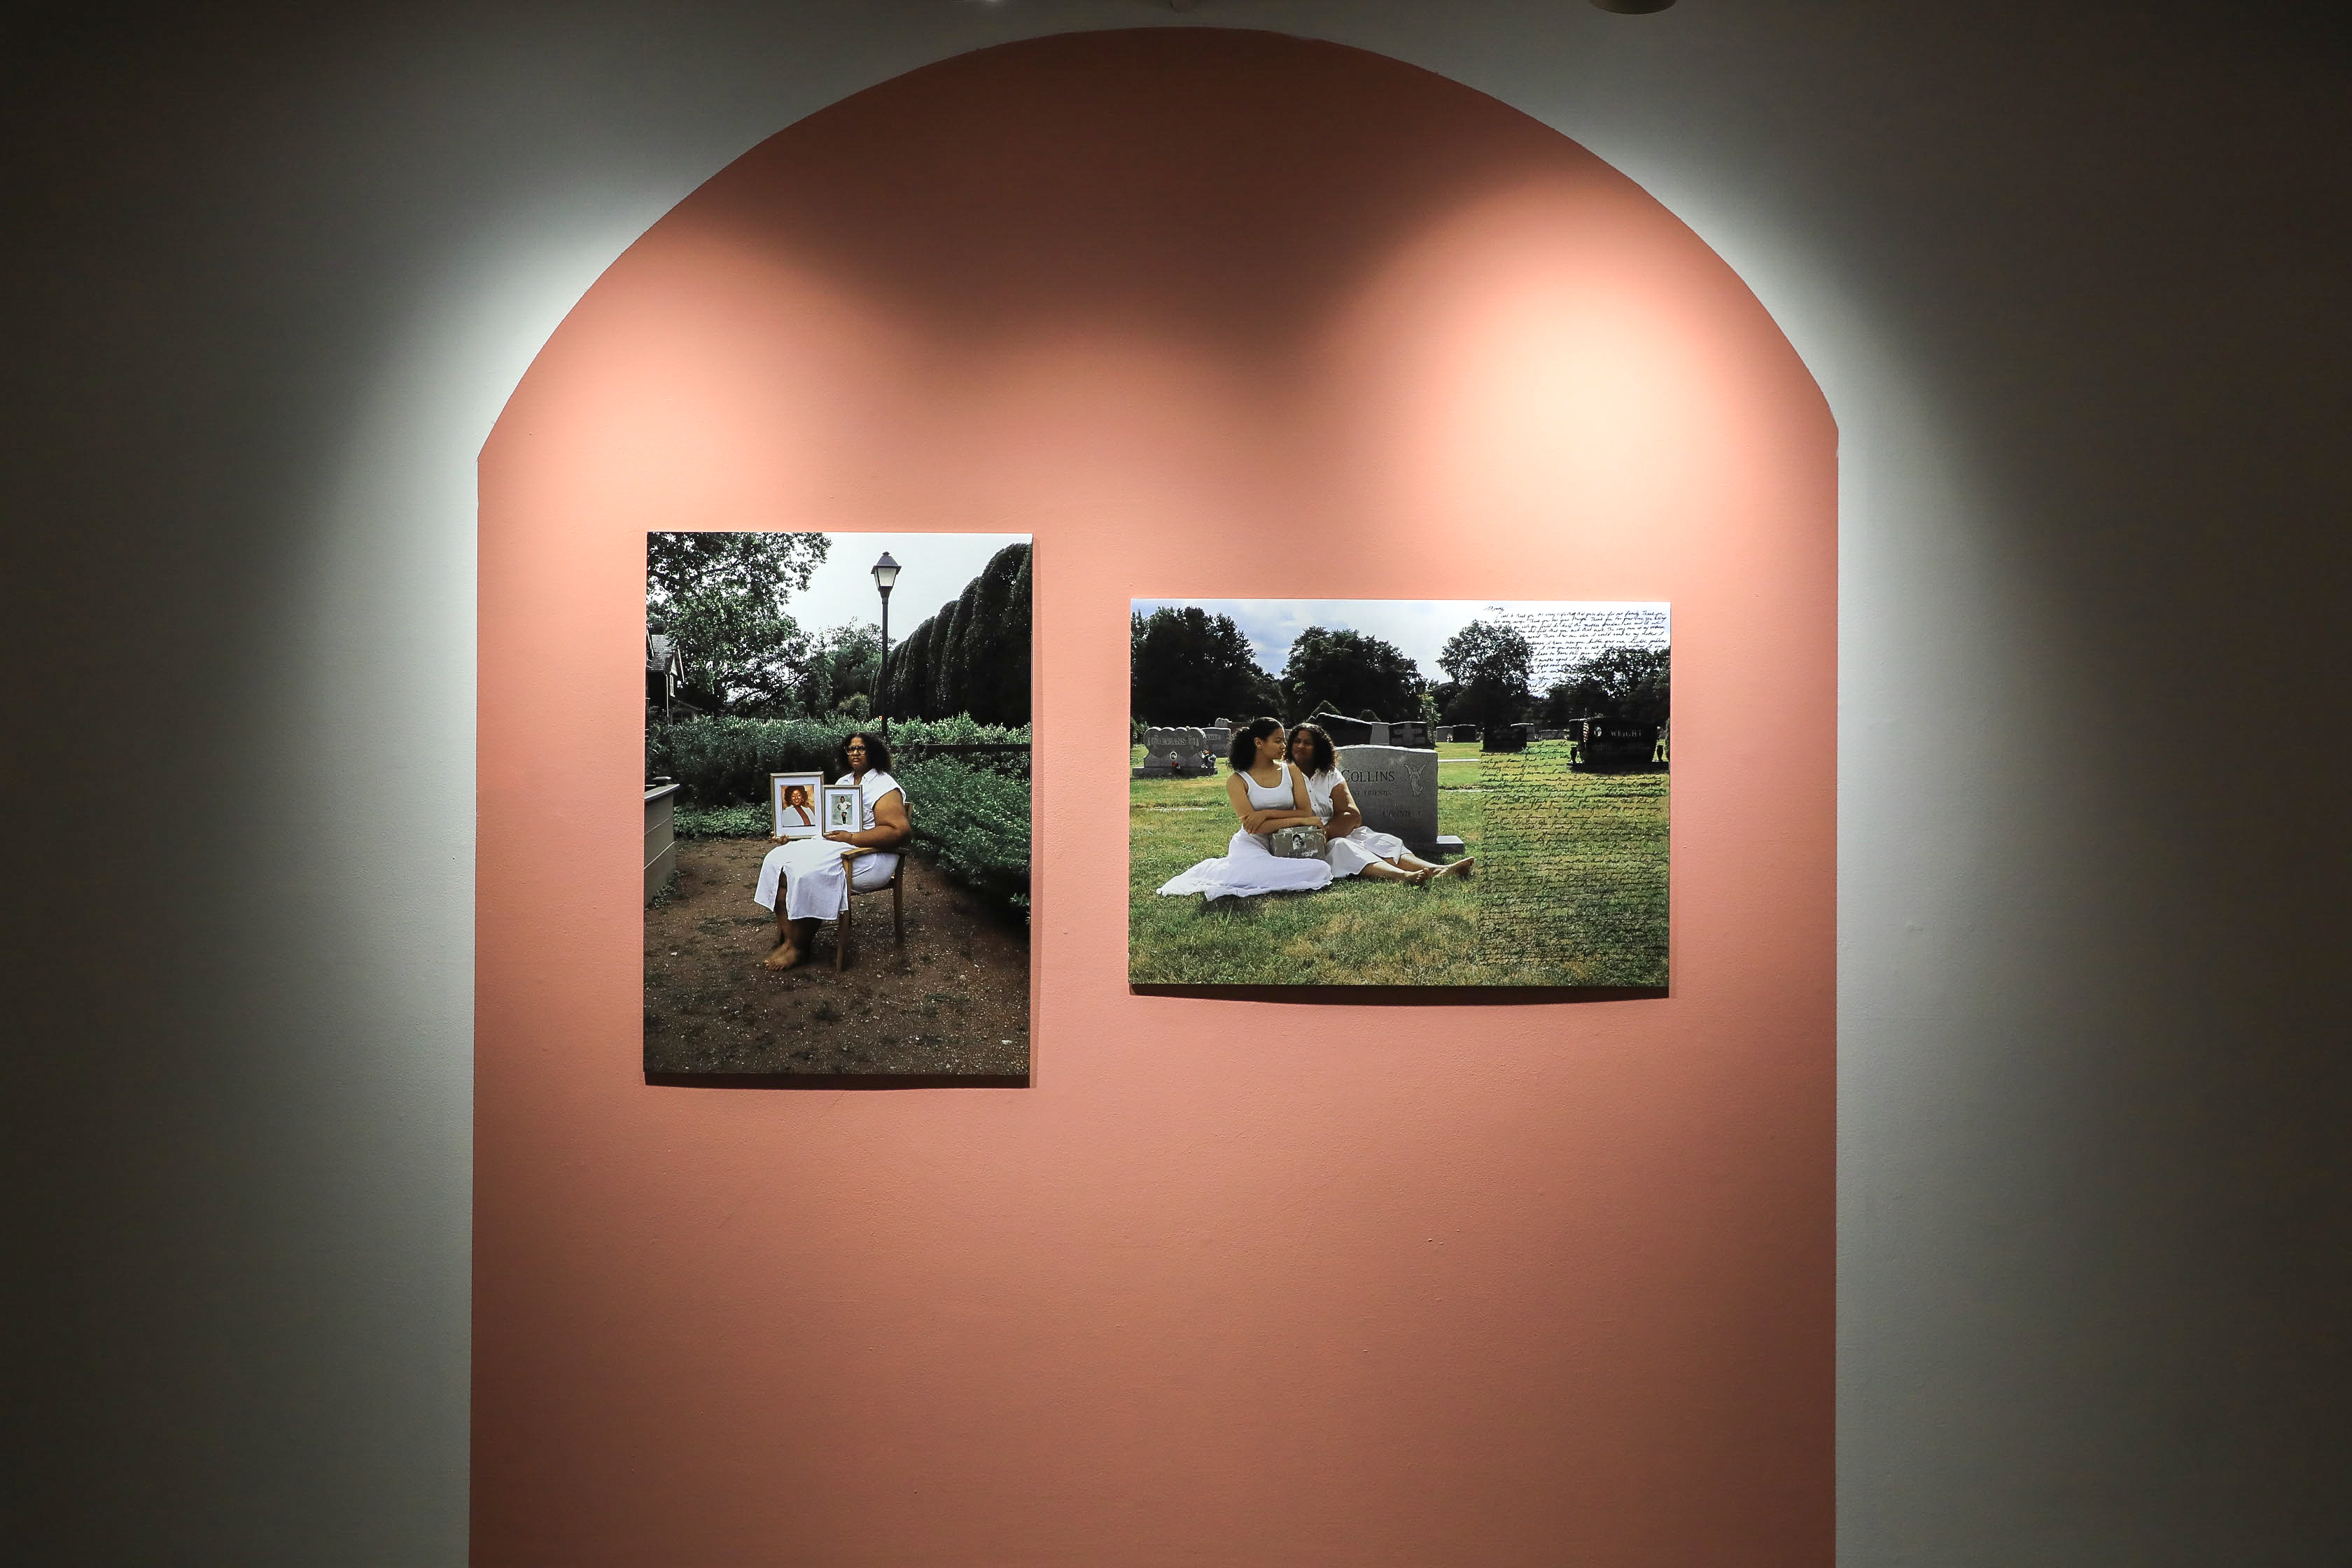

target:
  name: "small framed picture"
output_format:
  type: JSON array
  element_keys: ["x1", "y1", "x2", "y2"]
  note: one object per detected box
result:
[
  {"x1": 769, "y1": 772, "x2": 825, "y2": 839},
  {"x1": 821, "y1": 784, "x2": 862, "y2": 835}
]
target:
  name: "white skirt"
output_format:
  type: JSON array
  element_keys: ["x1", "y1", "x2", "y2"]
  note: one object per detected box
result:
[
  {"x1": 755, "y1": 839, "x2": 901, "y2": 920},
  {"x1": 1156, "y1": 828, "x2": 1333, "y2": 899},
  {"x1": 1325, "y1": 825, "x2": 1407, "y2": 879}
]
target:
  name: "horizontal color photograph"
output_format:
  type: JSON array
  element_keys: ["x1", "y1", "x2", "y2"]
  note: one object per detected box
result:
[{"x1": 1129, "y1": 598, "x2": 1670, "y2": 990}]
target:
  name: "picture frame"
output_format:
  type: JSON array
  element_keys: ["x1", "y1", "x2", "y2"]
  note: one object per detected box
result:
[
  {"x1": 821, "y1": 784, "x2": 862, "y2": 836},
  {"x1": 1129, "y1": 596, "x2": 1670, "y2": 990},
  {"x1": 647, "y1": 530, "x2": 1032, "y2": 1082},
  {"x1": 769, "y1": 771, "x2": 825, "y2": 840}
]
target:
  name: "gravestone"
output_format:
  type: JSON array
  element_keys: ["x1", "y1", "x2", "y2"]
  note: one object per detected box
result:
[
  {"x1": 1481, "y1": 723, "x2": 1532, "y2": 753},
  {"x1": 1334, "y1": 744, "x2": 1458, "y2": 861},
  {"x1": 1305, "y1": 709, "x2": 1378, "y2": 746},
  {"x1": 1203, "y1": 724, "x2": 1232, "y2": 766},
  {"x1": 1135, "y1": 726, "x2": 1211, "y2": 778},
  {"x1": 1567, "y1": 718, "x2": 1659, "y2": 771},
  {"x1": 1388, "y1": 721, "x2": 1429, "y2": 750}
]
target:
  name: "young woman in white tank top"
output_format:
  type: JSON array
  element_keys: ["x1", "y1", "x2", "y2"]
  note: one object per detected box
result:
[{"x1": 1154, "y1": 718, "x2": 1334, "y2": 901}]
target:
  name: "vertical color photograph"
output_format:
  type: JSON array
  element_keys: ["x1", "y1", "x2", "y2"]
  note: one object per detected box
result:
[
  {"x1": 644, "y1": 532, "x2": 1032, "y2": 1079},
  {"x1": 1129, "y1": 599, "x2": 1670, "y2": 990}
]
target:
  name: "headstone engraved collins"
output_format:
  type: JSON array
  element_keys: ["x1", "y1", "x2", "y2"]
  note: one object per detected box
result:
[{"x1": 1334, "y1": 744, "x2": 1456, "y2": 862}]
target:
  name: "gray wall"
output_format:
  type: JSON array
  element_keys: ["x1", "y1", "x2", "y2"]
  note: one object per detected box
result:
[{"x1": 4, "y1": 1, "x2": 2344, "y2": 1562}]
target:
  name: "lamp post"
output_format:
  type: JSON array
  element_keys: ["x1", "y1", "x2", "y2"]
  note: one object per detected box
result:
[{"x1": 871, "y1": 552, "x2": 899, "y2": 735}]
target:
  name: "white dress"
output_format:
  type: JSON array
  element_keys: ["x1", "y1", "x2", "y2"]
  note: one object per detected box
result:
[
  {"x1": 754, "y1": 769, "x2": 905, "y2": 920},
  {"x1": 1300, "y1": 767, "x2": 1408, "y2": 879},
  {"x1": 1155, "y1": 761, "x2": 1334, "y2": 900}
]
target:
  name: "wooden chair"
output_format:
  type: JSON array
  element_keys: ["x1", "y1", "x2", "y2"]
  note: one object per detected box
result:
[{"x1": 834, "y1": 847, "x2": 905, "y2": 970}]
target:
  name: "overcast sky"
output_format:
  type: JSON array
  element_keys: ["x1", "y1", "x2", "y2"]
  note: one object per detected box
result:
[
  {"x1": 1132, "y1": 599, "x2": 1670, "y2": 687},
  {"x1": 790, "y1": 532, "x2": 1030, "y2": 638}
]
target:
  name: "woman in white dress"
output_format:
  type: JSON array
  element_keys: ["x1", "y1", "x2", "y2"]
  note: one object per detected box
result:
[
  {"x1": 755, "y1": 731, "x2": 910, "y2": 969},
  {"x1": 1156, "y1": 718, "x2": 1336, "y2": 902},
  {"x1": 1287, "y1": 722, "x2": 1471, "y2": 883}
]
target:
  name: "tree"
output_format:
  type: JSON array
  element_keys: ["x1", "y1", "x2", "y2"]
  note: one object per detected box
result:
[
  {"x1": 879, "y1": 542, "x2": 1032, "y2": 724},
  {"x1": 955, "y1": 542, "x2": 1030, "y2": 724},
  {"x1": 1542, "y1": 646, "x2": 1670, "y2": 728},
  {"x1": 890, "y1": 617, "x2": 934, "y2": 722},
  {"x1": 1130, "y1": 606, "x2": 1277, "y2": 724},
  {"x1": 1280, "y1": 626, "x2": 1422, "y2": 724},
  {"x1": 800, "y1": 622, "x2": 881, "y2": 718},
  {"x1": 1436, "y1": 619, "x2": 1534, "y2": 733},
  {"x1": 645, "y1": 532, "x2": 829, "y2": 711}
]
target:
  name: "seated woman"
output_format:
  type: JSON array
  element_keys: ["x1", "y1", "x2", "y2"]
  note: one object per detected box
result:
[
  {"x1": 753, "y1": 731, "x2": 909, "y2": 969},
  {"x1": 1287, "y1": 722, "x2": 1471, "y2": 884},
  {"x1": 1156, "y1": 717, "x2": 1335, "y2": 902}
]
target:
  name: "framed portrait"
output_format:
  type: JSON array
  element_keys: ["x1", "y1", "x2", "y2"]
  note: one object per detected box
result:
[
  {"x1": 821, "y1": 784, "x2": 862, "y2": 835},
  {"x1": 769, "y1": 771, "x2": 824, "y2": 839},
  {"x1": 645, "y1": 529, "x2": 1032, "y2": 1081}
]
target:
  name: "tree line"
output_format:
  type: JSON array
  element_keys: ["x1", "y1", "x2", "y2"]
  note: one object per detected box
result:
[
  {"x1": 648, "y1": 532, "x2": 1030, "y2": 725},
  {"x1": 879, "y1": 542, "x2": 1032, "y2": 727},
  {"x1": 1129, "y1": 606, "x2": 1668, "y2": 733}
]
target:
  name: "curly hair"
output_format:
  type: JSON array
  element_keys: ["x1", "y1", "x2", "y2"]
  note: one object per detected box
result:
[
  {"x1": 1228, "y1": 716, "x2": 1282, "y2": 773},
  {"x1": 839, "y1": 730, "x2": 892, "y2": 775},
  {"x1": 1286, "y1": 722, "x2": 1336, "y2": 776}
]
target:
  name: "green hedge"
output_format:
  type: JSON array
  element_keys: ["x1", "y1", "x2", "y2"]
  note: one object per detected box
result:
[
  {"x1": 673, "y1": 803, "x2": 771, "y2": 841},
  {"x1": 897, "y1": 757, "x2": 1030, "y2": 918},
  {"x1": 663, "y1": 748, "x2": 1030, "y2": 920},
  {"x1": 649, "y1": 715, "x2": 1030, "y2": 806}
]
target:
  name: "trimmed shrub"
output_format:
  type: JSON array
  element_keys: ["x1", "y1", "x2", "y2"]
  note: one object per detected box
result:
[
  {"x1": 882, "y1": 542, "x2": 1031, "y2": 725},
  {"x1": 649, "y1": 715, "x2": 1030, "y2": 806},
  {"x1": 898, "y1": 757, "x2": 1030, "y2": 918},
  {"x1": 673, "y1": 802, "x2": 770, "y2": 840}
]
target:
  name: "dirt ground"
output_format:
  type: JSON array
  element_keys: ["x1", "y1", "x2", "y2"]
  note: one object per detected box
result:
[{"x1": 645, "y1": 838, "x2": 1030, "y2": 1080}]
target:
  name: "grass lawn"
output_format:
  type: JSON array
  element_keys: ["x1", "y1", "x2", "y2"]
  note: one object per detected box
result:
[{"x1": 1127, "y1": 741, "x2": 1667, "y2": 988}]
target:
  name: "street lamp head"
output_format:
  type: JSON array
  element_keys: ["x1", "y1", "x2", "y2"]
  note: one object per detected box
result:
[{"x1": 871, "y1": 552, "x2": 899, "y2": 594}]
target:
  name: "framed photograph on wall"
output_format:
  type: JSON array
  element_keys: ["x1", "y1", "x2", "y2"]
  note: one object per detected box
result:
[
  {"x1": 820, "y1": 785, "x2": 862, "y2": 835},
  {"x1": 645, "y1": 530, "x2": 1034, "y2": 1080},
  {"x1": 769, "y1": 771, "x2": 824, "y2": 839},
  {"x1": 1128, "y1": 597, "x2": 1670, "y2": 990}
]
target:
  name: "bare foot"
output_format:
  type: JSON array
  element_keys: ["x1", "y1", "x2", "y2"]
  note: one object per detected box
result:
[
  {"x1": 1436, "y1": 856, "x2": 1475, "y2": 879},
  {"x1": 1409, "y1": 866, "x2": 1438, "y2": 886},
  {"x1": 760, "y1": 941, "x2": 802, "y2": 971}
]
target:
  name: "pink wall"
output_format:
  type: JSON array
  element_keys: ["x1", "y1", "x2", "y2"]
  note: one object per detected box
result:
[{"x1": 477, "y1": 29, "x2": 1833, "y2": 1566}]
